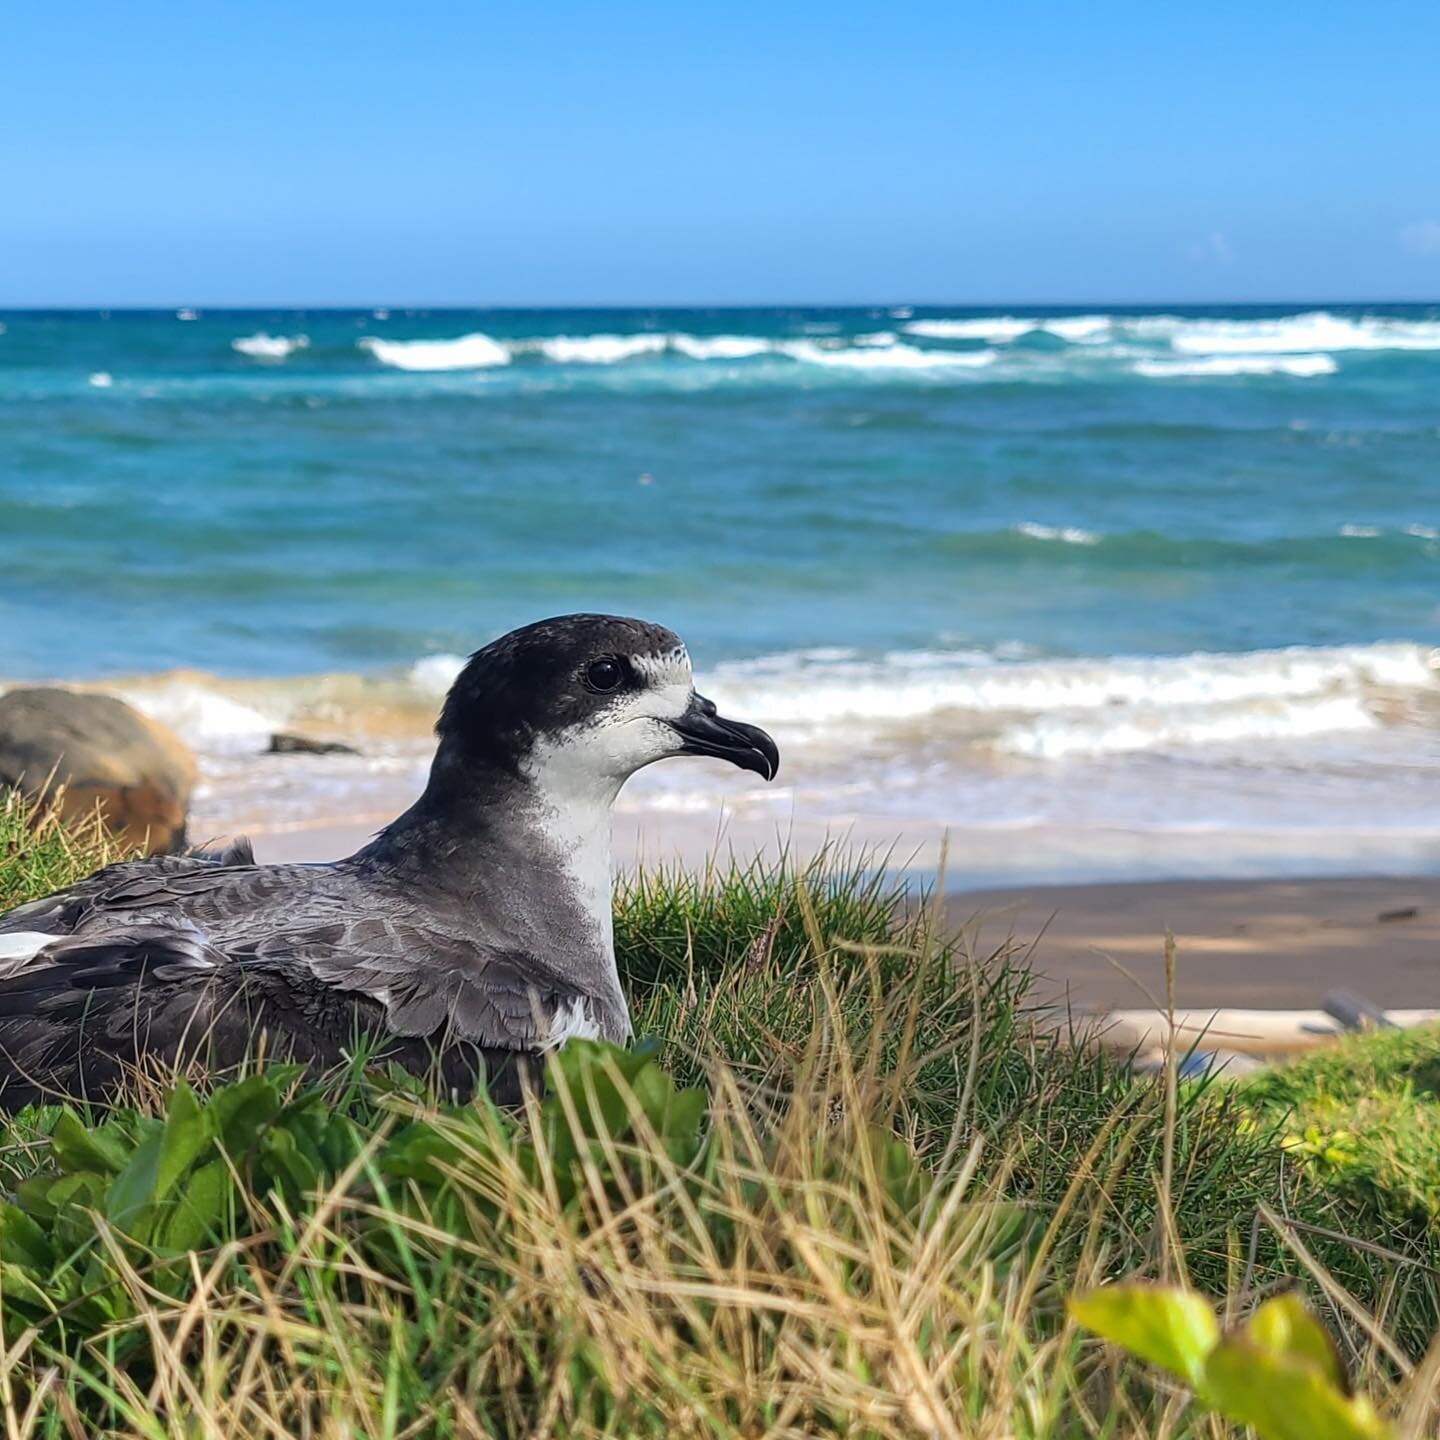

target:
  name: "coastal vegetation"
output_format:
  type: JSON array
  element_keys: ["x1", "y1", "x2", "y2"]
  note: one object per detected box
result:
[{"x1": 0, "y1": 791, "x2": 1436, "y2": 1437}]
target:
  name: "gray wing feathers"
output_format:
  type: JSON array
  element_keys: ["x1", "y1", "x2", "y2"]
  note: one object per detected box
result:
[
  {"x1": 0, "y1": 850, "x2": 608, "y2": 1063},
  {"x1": 258, "y1": 916, "x2": 590, "y2": 1048}
]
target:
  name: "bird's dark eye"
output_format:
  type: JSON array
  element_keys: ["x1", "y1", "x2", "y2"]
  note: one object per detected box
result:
[{"x1": 584, "y1": 656, "x2": 626, "y2": 693}]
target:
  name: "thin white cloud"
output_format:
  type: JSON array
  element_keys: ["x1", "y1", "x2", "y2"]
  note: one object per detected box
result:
[
  {"x1": 1186, "y1": 231, "x2": 1234, "y2": 264},
  {"x1": 1399, "y1": 220, "x2": 1440, "y2": 256}
]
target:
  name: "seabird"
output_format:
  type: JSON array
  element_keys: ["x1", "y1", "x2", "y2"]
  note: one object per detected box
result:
[{"x1": 0, "y1": 614, "x2": 779, "y2": 1110}]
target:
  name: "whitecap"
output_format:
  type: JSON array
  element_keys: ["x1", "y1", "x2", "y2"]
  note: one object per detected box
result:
[
  {"x1": 1013, "y1": 521, "x2": 1101, "y2": 545},
  {"x1": 1169, "y1": 310, "x2": 1440, "y2": 355},
  {"x1": 232, "y1": 332, "x2": 310, "y2": 360},
  {"x1": 176, "y1": 309, "x2": 199, "y2": 321},
  {"x1": 1134, "y1": 354, "x2": 1337, "y2": 378},
  {"x1": 357, "y1": 333, "x2": 510, "y2": 371},
  {"x1": 903, "y1": 317, "x2": 1034, "y2": 342},
  {"x1": 781, "y1": 340, "x2": 998, "y2": 370},
  {"x1": 1340, "y1": 524, "x2": 1381, "y2": 537},
  {"x1": 537, "y1": 334, "x2": 669, "y2": 364},
  {"x1": 1042, "y1": 315, "x2": 1112, "y2": 342},
  {"x1": 88, "y1": 372, "x2": 114, "y2": 388},
  {"x1": 668, "y1": 334, "x2": 772, "y2": 360}
]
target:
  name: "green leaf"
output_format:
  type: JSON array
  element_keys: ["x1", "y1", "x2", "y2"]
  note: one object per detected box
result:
[
  {"x1": 155, "y1": 1158, "x2": 231, "y2": 1254},
  {"x1": 1246, "y1": 1293, "x2": 1349, "y2": 1393},
  {"x1": 0, "y1": 1205, "x2": 54, "y2": 1270},
  {"x1": 207, "y1": 1073, "x2": 282, "y2": 1157},
  {"x1": 50, "y1": 1112, "x2": 132, "y2": 1175},
  {"x1": 106, "y1": 1129, "x2": 164, "y2": 1234},
  {"x1": 1068, "y1": 1284, "x2": 1219, "y2": 1389},
  {"x1": 0, "y1": 1261, "x2": 59, "y2": 1315},
  {"x1": 1201, "y1": 1335, "x2": 1391, "y2": 1440},
  {"x1": 153, "y1": 1082, "x2": 211, "y2": 1203},
  {"x1": 258, "y1": 1125, "x2": 319, "y2": 1197}
]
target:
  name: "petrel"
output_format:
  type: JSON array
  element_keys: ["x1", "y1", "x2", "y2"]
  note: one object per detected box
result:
[{"x1": 0, "y1": 615, "x2": 779, "y2": 1110}]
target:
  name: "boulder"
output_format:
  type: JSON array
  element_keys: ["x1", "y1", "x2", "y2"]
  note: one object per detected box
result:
[{"x1": 0, "y1": 688, "x2": 197, "y2": 854}]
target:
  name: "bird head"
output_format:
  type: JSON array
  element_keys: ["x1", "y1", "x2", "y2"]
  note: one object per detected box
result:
[{"x1": 436, "y1": 614, "x2": 779, "y2": 799}]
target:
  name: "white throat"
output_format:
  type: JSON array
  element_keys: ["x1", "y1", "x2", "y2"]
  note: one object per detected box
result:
[{"x1": 520, "y1": 745, "x2": 623, "y2": 962}]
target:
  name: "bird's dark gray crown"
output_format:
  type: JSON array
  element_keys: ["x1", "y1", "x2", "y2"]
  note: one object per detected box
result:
[{"x1": 437, "y1": 613, "x2": 685, "y2": 773}]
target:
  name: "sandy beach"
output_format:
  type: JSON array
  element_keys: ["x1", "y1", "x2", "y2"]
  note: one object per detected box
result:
[{"x1": 953, "y1": 875, "x2": 1440, "y2": 1011}]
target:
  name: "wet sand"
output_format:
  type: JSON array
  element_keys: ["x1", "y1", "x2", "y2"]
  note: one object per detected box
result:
[{"x1": 952, "y1": 876, "x2": 1440, "y2": 1011}]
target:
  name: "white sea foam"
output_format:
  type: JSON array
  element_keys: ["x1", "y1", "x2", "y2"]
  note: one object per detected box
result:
[
  {"x1": 668, "y1": 334, "x2": 772, "y2": 360},
  {"x1": 1168, "y1": 310, "x2": 1440, "y2": 355},
  {"x1": 1042, "y1": 315, "x2": 1112, "y2": 342},
  {"x1": 88, "y1": 372, "x2": 114, "y2": 388},
  {"x1": 233, "y1": 332, "x2": 310, "y2": 360},
  {"x1": 113, "y1": 680, "x2": 279, "y2": 748},
  {"x1": 1340, "y1": 524, "x2": 1381, "y2": 537},
  {"x1": 781, "y1": 340, "x2": 998, "y2": 370},
  {"x1": 701, "y1": 641, "x2": 1439, "y2": 760},
  {"x1": 853, "y1": 331, "x2": 899, "y2": 347},
  {"x1": 537, "y1": 334, "x2": 669, "y2": 365},
  {"x1": 408, "y1": 653, "x2": 467, "y2": 695},
  {"x1": 358, "y1": 333, "x2": 510, "y2": 371},
  {"x1": 903, "y1": 317, "x2": 1034, "y2": 342},
  {"x1": 176, "y1": 309, "x2": 199, "y2": 321},
  {"x1": 1406, "y1": 523, "x2": 1440, "y2": 540},
  {"x1": 1013, "y1": 521, "x2": 1101, "y2": 545},
  {"x1": 1003, "y1": 694, "x2": 1378, "y2": 759},
  {"x1": 1134, "y1": 354, "x2": 1337, "y2": 378}
]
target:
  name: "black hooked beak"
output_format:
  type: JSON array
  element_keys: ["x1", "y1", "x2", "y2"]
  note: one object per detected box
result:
[{"x1": 670, "y1": 694, "x2": 780, "y2": 781}]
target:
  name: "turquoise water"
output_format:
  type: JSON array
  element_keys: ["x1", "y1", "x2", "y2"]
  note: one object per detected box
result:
[{"x1": 2, "y1": 305, "x2": 1438, "y2": 879}]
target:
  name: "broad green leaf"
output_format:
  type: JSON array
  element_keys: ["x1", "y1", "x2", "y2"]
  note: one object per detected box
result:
[
  {"x1": 258, "y1": 1124, "x2": 319, "y2": 1196},
  {"x1": 153, "y1": 1083, "x2": 211, "y2": 1204},
  {"x1": 50, "y1": 1112, "x2": 131, "y2": 1175},
  {"x1": 0, "y1": 1261, "x2": 59, "y2": 1314},
  {"x1": 0, "y1": 1205, "x2": 54, "y2": 1270},
  {"x1": 1068, "y1": 1284, "x2": 1219, "y2": 1388},
  {"x1": 1246, "y1": 1293, "x2": 1349, "y2": 1393},
  {"x1": 1201, "y1": 1335, "x2": 1390, "y2": 1440},
  {"x1": 155, "y1": 1158, "x2": 231, "y2": 1254},
  {"x1": 106, "y1": 1129, "x2": 164, "y2": 1233},
  {"x1": 207, "y1": 1073, "x2": 282, "y2": 1157}
]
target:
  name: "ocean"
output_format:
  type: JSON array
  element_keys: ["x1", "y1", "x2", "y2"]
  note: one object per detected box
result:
[{"x1": 1, "y1": 304, "x2": 1438, "y2": 883}]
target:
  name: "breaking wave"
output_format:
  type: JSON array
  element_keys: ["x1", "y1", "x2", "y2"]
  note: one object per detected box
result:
[
  {"x1": 779, "y1": 340, "x2": 998, "y2": 370},
  {"x1": 358, "y1": 333, "x2": 511, "y2": 371},
  {"x1": 1134, "y1": 354, "x2": 1338, "y2": 379},
  {"x1": 232, "y1": 333, "x2": 310, "y2": 360},
  {"x1": 1012, "y1": 521, "x2": 1102, "y2": 545},
  {"x1": 335, "y1": 310, "x2": 1439, "y2": 384},
  {"x1": 88, "y1": 641, "x2": 1439, "y2": 766},
  {"x1": 534, "y1": 334, "x2": 669, "y2": 364}
]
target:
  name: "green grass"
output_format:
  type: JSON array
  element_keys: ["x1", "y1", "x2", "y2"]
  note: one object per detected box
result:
[
  {"x1": 0, "y1": 792, "x2": 1436, "y2": 1437},
  {"x1": 1239, "y1": 1024, "x2": 1440, "y2": 1229}
]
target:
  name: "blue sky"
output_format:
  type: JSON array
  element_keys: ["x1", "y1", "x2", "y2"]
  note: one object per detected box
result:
[{"x1": 4, "y1": 1, "x2": 1438, "y2": 306}]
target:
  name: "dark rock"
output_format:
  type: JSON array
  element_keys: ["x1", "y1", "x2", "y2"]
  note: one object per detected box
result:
[
  {"x1": 267, "y1": 732, "x2": 359, "y2": 756},
  {"x1": 0, "y1": 688, "x2": 196, "y2": 854}
]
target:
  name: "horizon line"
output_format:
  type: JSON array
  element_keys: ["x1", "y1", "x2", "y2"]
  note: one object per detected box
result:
[{"x1": 1, "y1": 297, "x2": 1438, "y2": 313}]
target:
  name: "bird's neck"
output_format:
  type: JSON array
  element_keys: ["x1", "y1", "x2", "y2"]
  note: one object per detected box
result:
[{"x1": 351, "y1": 745, "x2": 625, "y2": 1010}]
